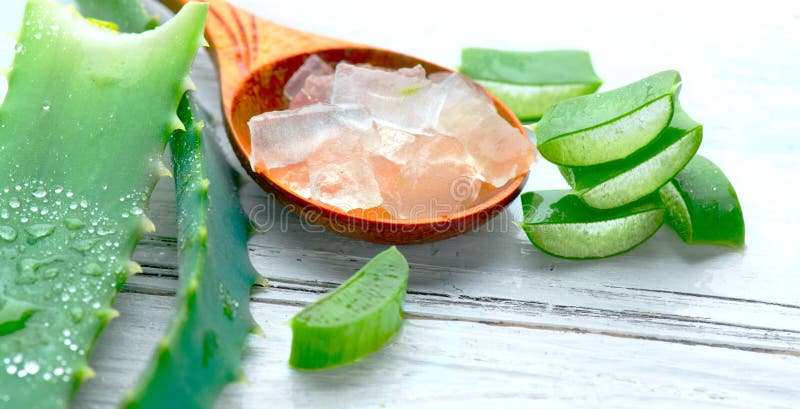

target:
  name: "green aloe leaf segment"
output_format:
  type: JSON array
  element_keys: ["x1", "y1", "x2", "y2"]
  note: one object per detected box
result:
[
  {"x1": 290, "y1": 247, "x2": 409, "y2": 370},
  {"x1": 536, "y1": 70, "x2": 681, "y2": 166},
  {"x1": 460, "y1": 48, "x2": 602, "y2": 121},
  {"x1": 519, "y1": 190, "x2": 665, "y2": 259},
  {"x1": 0, "y1": 1, "x2": 207, "y2": 407},
  {"x1": 659, "y1": 155, "x2": 745, "y2": 247},
  {"x1": 560, "y1": 106, "x2": 702, "y2": 209}
]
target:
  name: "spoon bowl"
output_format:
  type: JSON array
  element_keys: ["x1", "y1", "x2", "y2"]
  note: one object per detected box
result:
[{"x1": 162, "y1": 0, "x2": 531, "y2": 244}]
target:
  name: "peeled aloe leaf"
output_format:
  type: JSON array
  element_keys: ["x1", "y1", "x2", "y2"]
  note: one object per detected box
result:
[
  {"x1": 0, "y1": 1, "x2": 207, "y2": 407},
  {"x1": 519, "y1": 190, "x2": 664, "y2": 259},
  {"x1": 560, "y1": 107, "x2": 703, "y2": 209},
  {"x1": 290, "y1": 247, "x2": 409, "y2": 370},
  {"x1": 74, "y1": 0, "x2": 158, "y2": 32},
  {"x1": 460, "y1": 48, "x2": 602, "y2": 120},
  {"x1": 659, "y1": 155, "x2": 745, "y2": 247},
  {"x1": 122, "y1": 97, "x2": 262, "y2": 409},
  {"x1": 536, "y1": 70, "x2": 681, "y2": 166}
]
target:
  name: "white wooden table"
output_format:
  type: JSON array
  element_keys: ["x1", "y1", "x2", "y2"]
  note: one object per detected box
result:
[{"x1": 4, "y1": 0, "x2": 799, "y2": 407}]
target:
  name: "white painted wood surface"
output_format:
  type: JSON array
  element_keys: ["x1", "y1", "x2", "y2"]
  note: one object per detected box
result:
[{"x1": 1, "y1": 0, "x2": 795, "y2": 407}]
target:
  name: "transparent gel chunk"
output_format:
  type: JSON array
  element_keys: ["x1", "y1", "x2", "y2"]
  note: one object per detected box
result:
[
  {"x1": 284, "y1": 54, "x2": 334, "y2": 99},
  {"x1": 435, "y1": 73, "x2": 534, "y2": 187},
  {"x1": 332, "y1": 62, "x2": 445, "y2": 134},
  {"x1": 248, "y1": 103, "x2": 378, "y2": 169}
]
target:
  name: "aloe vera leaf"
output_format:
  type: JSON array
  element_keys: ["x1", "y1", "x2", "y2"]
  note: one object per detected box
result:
[
  {"x1": 536, "y1": 70, "x2": 681, "y2": 166},
  {"x1": 459, "y1": 49, "x2": 602, "y2": 120},
  {"x1": 0, "y1": 1, "x2": 207, "y2": 407},
  {"x1": 519, "y1": 190, "x2": 665, "y2": 259},
  {"x1": 659, "y1": 155, "x2": 745, "y2": 247},
  {"x1": 74, "y1": 0, "x2": 158, "y2": 32},
  {"x1": 290, "y1": 247, "x2": 409, "y2": 370},
  {"x1": 72, "y1": 1, "x2": 263, "y2": 404},
  {"x1": 560, "y1": 107, "x2": 703, "y2": 209},
  {"x1": 121, "y1": 97, "x2": 262, "y2": 408}
]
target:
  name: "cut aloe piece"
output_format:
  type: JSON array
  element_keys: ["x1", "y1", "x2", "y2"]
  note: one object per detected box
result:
[
  {"x1": 122, "y1": 97, "x2": 262, "y2": 409},
  {"x1": 459, "y1": 49, "x2": 601, "y2": 120},
  {"x1": 290, "y1": 247, "x2": 409, "y2": 370},
  {"x1": 520, "y1": 190, "x2": 665, "y2": 259},
  {"x1": 75, "y1": 1, "x2": 261, "y2": 406},
  {"x1": 536, "y1": 70, "x2": 681, "y2": 166},
  {"x1": 0, "y1": 1, "x2": 207, "y2": 407},
  {"x1": 659, "y1": 155, "x2": 745, "y2": 247},
  {"x1": 560, "y1": 107, "x2": 702, "y2": 209}
]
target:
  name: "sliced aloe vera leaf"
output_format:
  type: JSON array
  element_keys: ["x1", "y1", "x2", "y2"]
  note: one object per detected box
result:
[
  {"x1": 74, "y1": 0, "x2": 158, "y2": 32},
  {"x1": 290, "y1": 247, "x2": 409, "y2": 370},
  {"x1": 122, "y1": 98, "x2": 262, "y2": 409},
  {"x1": 659, "y1": 155, "x2": 745, "y2": 247},
  {"x1": 459, "y1": 49, "x2": 601, "y2": 120},
  {"x1": 536, "y1": 70, "x2": 681, "y2": 166},
  {"x1": 74, "y1": 1, "x2": 262, "y2": 405},
  {"x1": 561, "y1": 107, "x2": 702, "y2": 209},
  {"x1": 520, "y1": 190, "x2": 665, "y2": 259},
  {"x1": 460, "y1": 49, "x2": 601, "y2": 86},
  {"x1": 474, "y1": 79, "x2": 601, "y2": 121},
  {"x1": 0, "y1": 1, "x2": 207, "y2": 407}
]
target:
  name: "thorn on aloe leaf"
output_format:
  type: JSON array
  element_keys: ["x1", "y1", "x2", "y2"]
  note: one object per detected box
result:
[
  {"x1": 76, "y1": 366, "x2": 96, "y2": 382},
  {"x1": 125, "y1": 261, "x2": 143, "y2": 277},
  {"x1": 141, "y1": 217, "x2": 156, "y2": 234},
  {"x1": 250, "y1": 323, "x2": 266, "y2": 338},
  {"x1": 254, "y1": 275, "x2": 270, "y2": 288},
  {"x1": 182, "y1": 76, "x2": 197, "y2": 92},
  {"x1": 95, "y1": 308, "x2": 120, "y2": 323},
  {"x1": 158, "y1": 161, "x2": 173, "y2": 178}
]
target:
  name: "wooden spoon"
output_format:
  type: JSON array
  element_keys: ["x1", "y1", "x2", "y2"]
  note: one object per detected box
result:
[{"x1": 161, "y1": 0, "x2": 531, "y2": 244}]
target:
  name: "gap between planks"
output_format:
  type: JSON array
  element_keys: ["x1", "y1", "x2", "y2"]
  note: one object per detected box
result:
[{"x1": 121, "y1": 273, "x2": 800, "y2": 358}]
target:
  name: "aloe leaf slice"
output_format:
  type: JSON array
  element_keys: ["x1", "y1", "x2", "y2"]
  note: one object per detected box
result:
[
  {"x1": 122, "y1": 98, "x2": 262, "y2": 409},
  {"x1": 459, "y1": 49, "x2": 602, "y2": 120},
  {"x1": 520, "y1": 190, "x2": 665, "y2": 259},
  {"x1": 474, "y1": 79, "x2": 601, "y2": 121},
  {"x1": 0, "y1": 1, "x2": 207, "y2": 407},
  {"x1": 290, "y1": 247, "x2": 409, "y2": 370},
  {"x1": 561, "y1": 107, "x2": 702, "y2": 209},
  {"x1": 73, "y1": 0, "x2": 262, "y2": 405},
  {"x1": 536, "y1": 70, "x2": 681, "y2": 166},
  {"x1": 659, "y1": 155, "x2": 745, "y2": 247}
]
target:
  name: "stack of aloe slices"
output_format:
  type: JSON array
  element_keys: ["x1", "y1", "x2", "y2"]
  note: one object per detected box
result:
[{"x1": 508, "y1": 67, "x2": 743, "y2": 259}]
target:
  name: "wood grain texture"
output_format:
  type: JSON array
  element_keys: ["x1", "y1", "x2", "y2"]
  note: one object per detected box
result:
[
  {"x1": 68, "y1": 0, "x2": 800, "y2": 407},
  {"x1": 75, "y1": 293, "x2": 800, "y2": 409}
]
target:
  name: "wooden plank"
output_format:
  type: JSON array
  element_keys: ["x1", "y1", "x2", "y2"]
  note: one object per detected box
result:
[{"x1": 74, "y1": 292, "x2": 800, "y2": 409}]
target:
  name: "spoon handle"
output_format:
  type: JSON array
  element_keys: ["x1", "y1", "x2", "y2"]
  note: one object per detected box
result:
[{"x1": 158, "y1": 0, "x2": 352, "y2": 116}]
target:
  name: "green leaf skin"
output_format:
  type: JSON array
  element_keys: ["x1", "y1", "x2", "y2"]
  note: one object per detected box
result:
[
  {"x1": 122, "y1": 96, "x2": 262, "y2": 409},
  {"x1": 74, "y1": 0, "x2": 158, "y2": 32},
  {"x1": 659, "y1": 155, "x2": 745, "y2": 247},
  {"x1": 73, "y1": 1, "x2": 262, "y2": 407},
  {"x1": 536, "y1": 70, "x2": 681, "y2": 166},
  {"x1": 0, "y1": 1, "x2": 207, "y2": 408},
  {"x1": 460, "y1": 49, "x2": 602, "y2": 86},
  {"x1": 561, "y1": 107, "x2": 703, "y2": 209},
  {"x1": 520, "y1": 190, "x2": 665, "y2": 259},
  {"x1": 459, "y1": 49, "x2": 602, "y2": 121},
  {"x1": 474, "y1": 79, "x2": 601, "y2": 121},
  {"x1": 290, "y1": 247, "x2": 409, "y2": 370}
]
